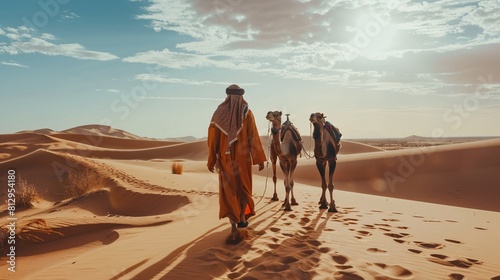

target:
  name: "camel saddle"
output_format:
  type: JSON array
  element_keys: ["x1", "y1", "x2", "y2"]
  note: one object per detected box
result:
[
  {"x1": 324, "y1": 121, "x2": 342, "y2": 143},
  {"x1": 280, "y1": 120, "x2": 302, "y2": 143}
]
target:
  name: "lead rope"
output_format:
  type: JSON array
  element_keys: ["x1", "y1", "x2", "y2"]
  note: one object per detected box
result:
[
  {"x1": 255, "y1": 121, "x2": 272, "y2": 206},
  {"x1": 302, "y1": 122, "x2": 315, "y2": 159}
]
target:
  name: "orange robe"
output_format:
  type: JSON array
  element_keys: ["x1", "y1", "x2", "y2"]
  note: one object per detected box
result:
[{"x1": 207, "y1": 110, "x2": 267, "y2": 223}]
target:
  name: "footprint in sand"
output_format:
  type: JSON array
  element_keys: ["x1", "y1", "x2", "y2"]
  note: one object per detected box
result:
[
  {"x1": 356, "y1": 230, "x2": 373, "y2": 238},
  {"x1": 341, "y1": 218, "x2": 359, "y2": 226},
  {"x1": 372, "y1": 263, "x2": 413, "y2": 279},
  {"x1": 414, "y1": 241, "x2": 445, "y2": 250},
  {"x1": 306, "y1": 239, "x2": 322, "y2": 246},
  {"x1": 382, "y1": 218, "x2": 400, "y2": 222},
  {"x1": 319, "y1": 247, "x2": 331, "y2": 253},
  {"x1": 374, "y1": 223, "x2": 391, "y2": 227},
  {"x1": 267, "y1": 243, "x2": 280, "y2": 250},
  {"x1": 270, "y1": 227, "x2": 281, "y2": 233},
  {"x1": 374, "y1": 224, "x2": 392, "y2": 232},
  {"x1": 384, "y1": 232, "x2": 410, "y2": 239},
  {"x1": 444, "y1": 239, "x2": 462, "y2": 244},
  {"x1": 367, "y1": 248, "x2": 387, "y2": 254},
  {"x1": 408, "y1": 249, "x2": 422, "y2": 254},
  {"x1": 335, "y1": 265, "x2": 353, "y2": 270},
  {"x1": 335, "y1": 271, "x2": 365, "y2": 280},
  {"x1": 449, "y1": 273, "x2": 465, "y2": 280},
  {"x1": 423, "y1": 219, "x2": 441, "y2": 223},
  {"x1": 331, "y1": 253, "x2": 349, "y2": 265},
  {"x1": 300, "y1": 217, "x2": 311, "y2": 225},
  {"x1": 428, "y1": 254, "x2": 483, "y2": 268}
]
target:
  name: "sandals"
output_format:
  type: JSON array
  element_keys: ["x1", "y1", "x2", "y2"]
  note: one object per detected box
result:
[{"x1": 237, "y1": 221, "x2": 248, "y2": 228}]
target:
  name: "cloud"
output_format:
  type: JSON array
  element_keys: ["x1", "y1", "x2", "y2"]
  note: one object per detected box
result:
[
  {"x1": 40, "y1": 33, "x2": 56, "y2": 40},
  {"x1": 135, "y1": 74, "x2": 228, "y2": 85},
  {"x1": 1, "y1": 61, "x2": 28, "y2": 68},
  {"x1": 123, "y1": 48, "x2": 270, "y2": 72},
  {"x1": 60, "y1": 10, "x2": 80, "y2": 21},
  {"x1": 11, "y1": 38, "x2": 119, "y2": 61},
  {"x1": 96, "y1": 89, "x2": 121, "y2": 93},
  {"x1": 134, "y1": 73, "x2": 260, "y2": 86},
  {"x1": 139, "y1": 96, "x2": 225, "y2": 101},
  {"x1": 123, "y1": 48, "x2": 219, "y2": 68},
  {"x1": 130, "y1": 0, "x2": 500, "y2": 96},
  {"x1": 462, "y1": 0, "x2": 500, "y2": 36},
  {"x1": 0, "y1": 26, "x2": 118, "y2": 61}
]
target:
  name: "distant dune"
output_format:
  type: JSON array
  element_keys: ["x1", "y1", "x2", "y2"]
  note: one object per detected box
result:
[{"x1": 0, "y1": 125, "x2": 499, "y2": 279}]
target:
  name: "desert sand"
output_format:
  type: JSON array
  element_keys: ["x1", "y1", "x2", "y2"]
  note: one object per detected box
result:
[{"x1": 1, "y1": 126, "x2": 499, "y2": 279}]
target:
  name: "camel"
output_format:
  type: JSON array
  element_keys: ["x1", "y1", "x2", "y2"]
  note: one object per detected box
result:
[
  {"x1": 309, "y1": 112, "x2": 341, "y2": 212},
  {"x1": 266, "y1": 111, "x2": 303, "y2": 211}
]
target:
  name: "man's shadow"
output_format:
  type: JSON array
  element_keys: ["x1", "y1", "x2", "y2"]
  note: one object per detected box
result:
[{"x1": 126, "y1": 201, "x2": 333, "y2": 280}]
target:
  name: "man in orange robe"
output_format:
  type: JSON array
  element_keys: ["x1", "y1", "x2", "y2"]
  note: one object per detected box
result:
[{"x1": 207, "y1": 84, "x2": 267, "y2": 243}]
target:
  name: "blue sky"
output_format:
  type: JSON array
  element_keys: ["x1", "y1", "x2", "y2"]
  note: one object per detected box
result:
[{"x1": 1, "y1": 0, "x2": 499, "y2": 139}]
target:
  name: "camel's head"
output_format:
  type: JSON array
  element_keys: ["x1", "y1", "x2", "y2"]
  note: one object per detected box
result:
[
  {"x1": 309, "y1": 112, "x2": 326, "y2": 125},
  {"x1": 266, "y1": 111, "x2": 282, "y2": 124}
]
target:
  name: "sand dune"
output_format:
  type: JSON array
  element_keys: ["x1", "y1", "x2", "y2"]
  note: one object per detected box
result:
[
  {"x1": 293, "y1": 139, "x2": 500, "y2": 212},
  {"x1": 61, "y1": 124, "x2": 145, "y2": 140},
  {"x1": 0, "y1": 127, "x2": 499, "y2": 279},
  {"x1": 50, "y1": 133, "x2": 180, "y2": 149}
]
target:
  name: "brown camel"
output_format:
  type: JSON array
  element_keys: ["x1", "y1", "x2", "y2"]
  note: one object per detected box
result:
[
  {"x1": 266, "y1": 111, "x2": 303, "y2": 211},
  {"x1": 309, "y1": 112, "x2": 341, "y2": 212}
]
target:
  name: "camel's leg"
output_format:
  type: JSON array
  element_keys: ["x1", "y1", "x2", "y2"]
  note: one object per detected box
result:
[
  {"x1": 290, "y1": 159, "x2": 299, "y2": 206},
  {"x1": 270, "y1": 149, "x2": 279, "y2": 201},
  {"x1": 327, "y1": 159, "x2": 338, "y2": 213},
  {"x1": 316, "y1": 160, "x2": 328, "y2": 209},
  {"x1": 281, "y1": 160, "x2": 292, "y2": 211}
]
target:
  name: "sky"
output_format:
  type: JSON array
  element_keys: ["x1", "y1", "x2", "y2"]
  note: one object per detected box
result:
[{"x1": 1, "y1": 0, "x2": 499, "y2": 139}]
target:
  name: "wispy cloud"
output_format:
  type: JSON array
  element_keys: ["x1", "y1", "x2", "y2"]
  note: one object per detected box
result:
[
  {"x1": 59, "y1": 10, "x2": 80, "y2": 21},
  {"x1": 134, "y1": 74, "x2": 259, "y2": 86},
  {"x1": 12, "y1": 38, "x2": 119, "y2": 60},
  {"x1": 462, "y1": 0, "x2": 500, "y2": 36},
  {"x1": 0, "y1": 26, "x2": 118, "y2": 61},
  {"x1": 95, "y1": 88, "x2": 121, "y2": 93},
  {"x1": 139, "y1": 96, "x2": 225, "y2": 101},
  {"x1": 123, "y1": 48, "x2": 219, "y2": 68},
  {"x1": 1, "y1": 61, "x2": 28, "y2": 68}
]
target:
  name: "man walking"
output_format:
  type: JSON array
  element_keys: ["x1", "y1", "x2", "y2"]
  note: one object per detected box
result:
[{"x1": 207, "y1": 84, "x2": 267, "y2": 243}]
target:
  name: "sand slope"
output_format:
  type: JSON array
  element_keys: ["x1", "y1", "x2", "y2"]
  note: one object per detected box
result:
[
  {"x1": 293, "y1": 139, "x2": 500, "y2": 212},
  {"x1": 0, "y1": 128, "x2": 499, "y2": 279}
]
